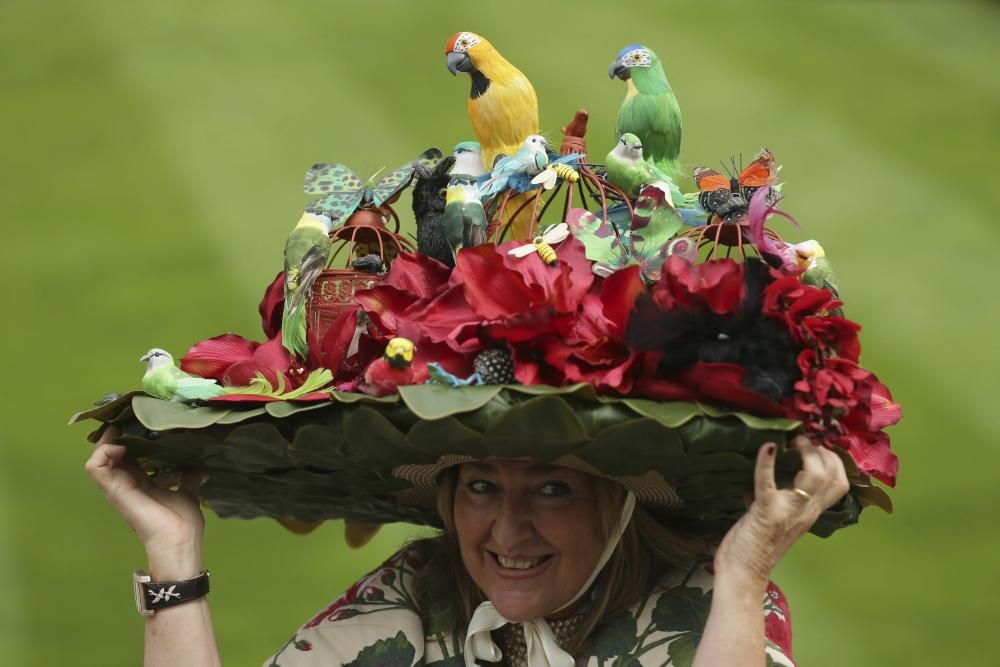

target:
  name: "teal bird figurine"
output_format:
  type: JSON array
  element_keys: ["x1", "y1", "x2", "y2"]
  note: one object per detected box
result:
[
  {"x1": 451, "y1": 141, "x2": 488, "y2": 179},
  {"x1": 610, "y1": 44, "x2": 683, "y2": 180},
  {"x1": 478, "y1": 135, "x2": 549, "y2": 198},
  {"x1": 141, "y1": 348, "x2": 223, "y2": 402},
  {"x1": 443, "y1": 175, "x2": 488, "y2": 261},
  {"x1": 282, "y1": 211, "x2": 335, "y2": 360}
]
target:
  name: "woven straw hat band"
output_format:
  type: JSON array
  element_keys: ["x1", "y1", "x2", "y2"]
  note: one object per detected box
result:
[{"x1": 392, "y1": 455, "x2": 682, "y2": 509}]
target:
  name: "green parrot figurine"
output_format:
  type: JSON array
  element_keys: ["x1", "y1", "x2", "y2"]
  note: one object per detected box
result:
[
  {"x1": 443, "y1": 175, "x2": 488, "y2": 261},
  {"x1": 610, "y1": 44, "x2": 682, "y2": 180},
  {"x1": 141, "y1": 348, "x2": 223, "y2": 402},
  {"x1": 282, "y1": 211, "x2": 336, "y2": 359}
]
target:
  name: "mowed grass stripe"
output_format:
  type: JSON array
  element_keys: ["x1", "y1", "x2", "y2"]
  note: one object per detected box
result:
[
  {"x1": 1, "y1": 1, "x2": 252, "y2": 664},
  {"x1": 83, "y1": 4, "x2": 440, "y2": 663}
]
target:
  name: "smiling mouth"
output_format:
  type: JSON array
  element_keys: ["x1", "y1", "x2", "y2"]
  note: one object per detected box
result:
[{"x1": 489, "y1": 551, "x2": 553, "y2": 571}]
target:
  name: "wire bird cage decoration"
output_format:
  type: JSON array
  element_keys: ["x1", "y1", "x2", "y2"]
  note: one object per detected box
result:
[
  {"x1": 308, "y1": 206, "x2": 414, "y2": 345},
  {"x1": 484, "y1": 110, "x2": 635, "y2": 243}
]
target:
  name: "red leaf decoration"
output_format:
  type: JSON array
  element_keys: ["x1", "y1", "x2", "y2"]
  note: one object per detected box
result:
[
  {"x1": 259, "y1": 272, "x2": 285, "y2": 340},
  {"x1": 181, "y1": 334, "x2": 259, "y2": 380}
]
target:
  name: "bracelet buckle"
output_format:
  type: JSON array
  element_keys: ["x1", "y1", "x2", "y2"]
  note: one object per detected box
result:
[{"x1": 132, "y1": 570, "x2": 155, "y2": 617}]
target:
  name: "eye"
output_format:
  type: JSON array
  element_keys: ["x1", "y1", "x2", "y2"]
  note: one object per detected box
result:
[
  {"x1": 466, "y1": 480, "x2": 497, "y2": 494},
  {"x1": 439, "y1": 188, "x2": 448, "y2": 198},
  {"x1": 538, "y1": 481, "x2": 571, "y2": 497},
  {"x1": 459, "y1": 40, "x2": 468, "y2": 47}
]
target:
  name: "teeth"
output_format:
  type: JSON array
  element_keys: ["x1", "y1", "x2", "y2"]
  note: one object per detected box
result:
[{"x1": 497, "y1": 555, "x2": 544, "y2": 570}]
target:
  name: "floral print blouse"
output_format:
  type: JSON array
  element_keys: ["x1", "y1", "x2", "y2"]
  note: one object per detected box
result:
[{"x1": 265, "y1": 547, "x2": 795, "y2": 667}]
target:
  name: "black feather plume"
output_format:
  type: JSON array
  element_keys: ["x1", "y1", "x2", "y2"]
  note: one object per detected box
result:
[
  {"x1": 412, "y1": 156, "x2": 456, "y2": 268},
  {"x1": 626, "y1": 259, "x2": 799, "y2": 402}
]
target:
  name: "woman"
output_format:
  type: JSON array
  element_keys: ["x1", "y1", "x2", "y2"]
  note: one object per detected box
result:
[{"x1": 87, "y1": 422, "x2": 849, "y2": 666}]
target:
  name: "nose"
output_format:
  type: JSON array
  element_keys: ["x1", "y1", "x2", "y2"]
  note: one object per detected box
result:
[{"x1": 490, "y1": 494, "x2": 535, "y2": 551}]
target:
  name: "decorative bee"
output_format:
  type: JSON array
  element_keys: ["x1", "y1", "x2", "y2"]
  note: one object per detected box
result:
[
  {"x1": 693, "y1": 148, "x2": 778, "y2": 223},
  {"x1": 530, "y1": 162, "x2": 581, "y2": 190},
  {"x1": 507, "y1": 223, "x2": 570, "y2": 266}
]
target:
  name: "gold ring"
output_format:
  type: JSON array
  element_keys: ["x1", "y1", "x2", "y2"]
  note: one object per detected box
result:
[{"x1": 792, "y1": 487, "x2": 812, "y2": 501}]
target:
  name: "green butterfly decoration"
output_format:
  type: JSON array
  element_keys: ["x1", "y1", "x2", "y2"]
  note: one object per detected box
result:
[
  {"x1": 304, "y1": 148, "x2": 444, "y2": 222},
  {"x1": 567, "y1": 183, "x2": 685, "y2": 281}
]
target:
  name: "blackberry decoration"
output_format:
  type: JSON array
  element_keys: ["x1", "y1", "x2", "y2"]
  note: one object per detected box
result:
[{"x1": 474, "y1": 348, "x2": 516, "y2": 385}]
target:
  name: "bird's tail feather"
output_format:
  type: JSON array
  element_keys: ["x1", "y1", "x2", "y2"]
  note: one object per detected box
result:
[{"x1": 282, "y1": 304, "x2": 309, "y2": 360}]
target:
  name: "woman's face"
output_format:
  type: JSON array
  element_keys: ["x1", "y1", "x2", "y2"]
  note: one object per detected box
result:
[{"x1": 453, "y1": 461, "x2": 605, "y2": 621}]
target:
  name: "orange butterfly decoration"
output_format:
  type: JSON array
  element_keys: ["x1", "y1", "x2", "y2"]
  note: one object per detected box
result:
[{"x1": 694, "y1": 148, "x2": 778, "y2": 223}]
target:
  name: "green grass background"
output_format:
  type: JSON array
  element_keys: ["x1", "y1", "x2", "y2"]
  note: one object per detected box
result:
[{"x1": 2, "y1": 0, "x2": 997, "y2": 664}]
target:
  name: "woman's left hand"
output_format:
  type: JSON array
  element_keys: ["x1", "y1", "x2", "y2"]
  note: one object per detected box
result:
[{"x1": 713, "y1": 435, "x2": 850, "y2": 594}]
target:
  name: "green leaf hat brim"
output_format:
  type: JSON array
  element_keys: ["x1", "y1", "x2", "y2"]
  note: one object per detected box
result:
[{"x1": 73, "y1": 385, "x2": 883, "y2": 537}]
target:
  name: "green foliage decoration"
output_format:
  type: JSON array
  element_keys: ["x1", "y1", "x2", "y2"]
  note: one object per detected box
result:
[{"x1": 71, "y1": 384, "x2": 873, "y2": 536}]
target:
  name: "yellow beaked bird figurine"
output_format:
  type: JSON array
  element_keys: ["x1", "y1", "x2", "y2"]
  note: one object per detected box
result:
[
  {"x1": 445, "y1": 31, "x2": 540, "y2": 171},
  {"x1": 446, "y1": 31, "x2": 540, "y2": 240}
]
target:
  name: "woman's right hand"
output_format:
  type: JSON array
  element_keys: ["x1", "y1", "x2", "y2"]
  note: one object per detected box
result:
[{"x1": 85, "y1": 426, "x2": 207, "y2": 579}]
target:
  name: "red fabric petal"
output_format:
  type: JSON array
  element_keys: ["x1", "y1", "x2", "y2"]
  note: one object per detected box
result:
[
  {"x1": 838, "y1": 432, "x2": 899, "y2": 487},
  {"x1": 654, "y1": 256, "x2": 744, "y2": 314},
  {"x1": 259, "y1": 272, "x2": 285, "y2": 340},
  {"x1": 382, "y1": 251, "x2": 451, "y2": 299},
  {"x1": 455, "y1": 245, "x2": 541, "y2": 320},
  {"x1": 181, "y1": 334, "x2": 258, "y2": 381},
  {"x1": 314, "y1": 308, "x2": 360, "y2": 375},
  {"x1": 633, "y1": 377, "x2": 701, "y2": 402},
  {"x1": 288, "y1": 392, "x2": 335, "y2": 403},
  {"x1": 683, "y1": 362, "x2": 788, "y2": 417},
  {"x1": 221, "y1": 335, "x2": 292, "y2": 386},
  {"x1": 354, "y1": 285, "x2": 418, "y2": 334},
  {"x1": 412, "y1": 340, "x2": 474, "y2": 378},
  {"x1": 599, "y1": 265, "x2": 644, "y2": 335},
  {"x1": 402, "y1": 284, "x2": 480, "y2": 351},
  {"x1": 207, "y1": 394, "x2": 278, "y2": 404},
  {"x1": 867, "y1": 381, "x2": 902, "y2": 431}
]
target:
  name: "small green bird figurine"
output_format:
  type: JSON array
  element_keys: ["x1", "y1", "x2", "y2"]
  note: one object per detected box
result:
[
  {"x1": 282, "y1": 211, "x2": 336, "y2": 360},
  {"x1": 605, "y1": 133, "x2": 676, "y2": 202},
  {"x1": 443, "y1": 175, "x2": 488, "y2": 261},
  {"x1": 795, "y1": 240, "x2": 841, "y2": 298},
  {"x1": 141, "y1": 348, "x2": 223, "y2": 402},
  {"x1": 610, "y1": 44, "x2": 683, "y2": 181}
]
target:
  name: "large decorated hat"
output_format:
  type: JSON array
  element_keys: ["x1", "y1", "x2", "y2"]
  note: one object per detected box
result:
[{"x1": 72, "y1": 38, "x2": 901, "y2": 543}]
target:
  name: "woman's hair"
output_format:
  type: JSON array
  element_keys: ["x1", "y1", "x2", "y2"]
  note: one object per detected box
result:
[{"x1": 409, "y1": 467, "x2": 710, "y2": 655}]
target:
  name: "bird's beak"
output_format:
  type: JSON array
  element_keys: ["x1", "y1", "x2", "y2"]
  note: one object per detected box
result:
[
  {"x1": 139, "y1": 352, "x2": 151, "y2": 363},
  {"x1": 609, "y1": 58, "x2": 630, "y2": 80},
  {"x1": 446, "y1": 51, "x2": 472, "y2": 75}
]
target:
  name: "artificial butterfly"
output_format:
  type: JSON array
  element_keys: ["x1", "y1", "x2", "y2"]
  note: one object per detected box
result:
[
  {"x1": 567, "y1": 181, "x2": 683, "y2": 281},
  {"x1": 693, "y1": 148, "x2": 777, "y2": 222},
  {"x1": 304, "y1": 148, "x2": 444, "y2": 222}
]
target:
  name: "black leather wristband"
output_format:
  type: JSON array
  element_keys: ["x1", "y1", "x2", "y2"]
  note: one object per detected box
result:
[{"x1": 133, "y1": 570, "x2": 210, "y2": 616}]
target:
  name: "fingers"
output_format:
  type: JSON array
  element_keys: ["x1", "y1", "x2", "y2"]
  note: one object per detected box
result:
[
  {"x1": 790, "y1": 436, "x2": 850, "y2": 510},
  {"x1": 178, "y1": 470, "x2": 209, "y2": 502},
  {"x1": 793, "y1": 435, "x2": 827, "y2": 477},
  {"x1": 85, "y1": 442, "x2": 150, "y2": 499},
  {"x1": 84, "y1": 442, "x2": 126, "y2": 487},
  {"x1": 95, "y1": 424, "x2": 122, "y2": 446},
  {"x1": 753, "y1": 442, "x2": 778, "y2": 500}
]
